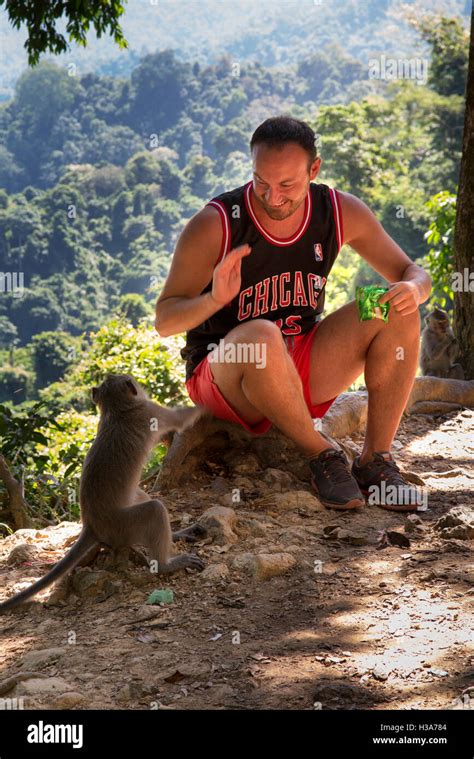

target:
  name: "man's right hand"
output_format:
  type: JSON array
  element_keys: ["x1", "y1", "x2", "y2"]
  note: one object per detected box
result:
[{"x1": 211, "y1": 244, "x2": 252, "y2": 306}]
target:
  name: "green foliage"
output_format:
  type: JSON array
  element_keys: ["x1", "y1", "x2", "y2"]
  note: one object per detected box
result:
[
  {"x1": 31, "y1": 331, "x2": 83, "y2": 389},
  {"x1": 0, "y1": 0, "x2": 128, "y2": 66},
  {"x1": 0, "y1": 316, "x2": 18, "y2": 348},
  {"x1": 415, "y1": 16, "x2": 469, "y2": 97},
  {"x1": 425, "y1": 191, "x2": 456, "y2": 310},
  {"x1": 74, "y1": 318, "x2": 187, "y2": 406},
  {"x1": 297, "y1": 45, "x2": 365, "y2": 103},
  {"x1": 324, "y1": 246, "x2": 361, "y2": 313},
  {"x1": 315, "y1": 78, "x2": 464, "y2": 259},
  {"x1": 117, "y1": 293, "x2": 151, "y2": 326},
  {"x1": 0, "y1": 399, "x2": 77, "y2": 522},
  {"x1": 0, "y1": 366, "x2": 31, "y2": 403}
]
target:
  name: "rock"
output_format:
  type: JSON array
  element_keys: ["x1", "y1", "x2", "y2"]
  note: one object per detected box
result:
[
  {"x1": 198, "y1": 506, "x2": 238, "y2": 545},
  {"x1": 405, "y1": 377, "x2": 474, "y2": 415},
  {"x1": 231, "y1": 552, "x2": 296, "y2": 580},
  {"x1": 22, "y1": 647, "x2": 67, "y2": 670},
  {"x1": 6, "y1": 544, "x2": 41, "y2": 565},
  {"x1": 254, "y1": 491, "x2": 323, "y2": 513},
  {"x1": 207, "y1": 683, "x2": 236, "y2": 702},
  {"x1": 262, "y1": 468, "x2": 295, "y2": 488},
  {"x1": 117, "y1": 682, "x2": 146, "y2": 703},
  {"x1": 246, "y1": 520, "x2": 268, "y2": 537},
  {"x1": 201, "y1": 563, "x2": 230, "y2": 581},
  {"x1": 230, "y1": 453, "x2": 261, "y2": 474},
  {"x1": 409, "y1": 401, "x2": 462, "y2": 415},
  {"x1": 211, "y1": 477, "x2": 228, "y2": 494},
  {"x1": 385, "y1": 531, "x2": 411, "y2": 548},
  {"x1": 252, "y1": 437, "x2": 290, "y2": 469},
  {"x1": 321, "y1": 391, "x2": 368, "y2": 439},
  {"x1": 322, "y1": 525, "x2": 371, "y2": 546},
  {"x1": 44, "y1": 579, "x2": 72, "y2": 606},
  {"x1": 71, "y1": 568, "x2": 121, "y2": 599},
  {"x1": 136, "y1": 605, "x2": 163, "y2": 622},
  {"x1": 33, "y1": 521, "x2": 82, "y2": 548},
  {"x1": 405, "y1": 514, "x2": 426, "y2": 534},
  {"x1": 16, "y1": 677, "x2": 76, "y2": 698},
  {"x1": 434, "y1": 506, "x2": 474, "y2": 540},
  {"x1": 231, "y1": 552, "x2": 255, "y2": 572},
  {"x1": 53, "y1": 691, "x2": 84, "y2": 709},
  {"x1": 278, "y1": 527, "x2": 308, "y2": 545},
  {"x1": 219, "y1": 493, "x2": 241, "y2": 509},
  {"x1": 372, "y1": 664, "x2": 391, "y2": 681},
  {"x1": 233, "y1": 476, "x2": 255, "y2": 491}
]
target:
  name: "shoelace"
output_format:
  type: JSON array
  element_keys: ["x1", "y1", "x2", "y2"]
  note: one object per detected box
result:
[
  {"x1": 317, "y1": 450, "x2": 353, "y2": 484},
  {"x1": 368, "y1": 455, "x2": 407, "y2": 484}
]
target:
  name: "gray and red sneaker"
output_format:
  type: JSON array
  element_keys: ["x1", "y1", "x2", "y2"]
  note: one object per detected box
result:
[
  {"x1": 309, "y1": 448, "x2": 365, "y2": 510},
  {"x1": 351, "y1": 451, "x2": 420, "y2": 512}
]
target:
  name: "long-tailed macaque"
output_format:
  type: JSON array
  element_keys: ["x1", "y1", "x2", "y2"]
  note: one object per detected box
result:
[
  {"x1": 0, "y1": 374, "x2": 205, "y2": 613},
  {"x1": 420, "y1": 307, "x2": 465, "y2": 380}
]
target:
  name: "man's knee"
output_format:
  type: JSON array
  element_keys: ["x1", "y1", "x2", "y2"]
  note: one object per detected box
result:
[
  {"x1": 387, "y1": 305, "x2": 421, "y2": 334},
  {"x1": 226, "y1": 318, "x2": 285, "y2": 349}
]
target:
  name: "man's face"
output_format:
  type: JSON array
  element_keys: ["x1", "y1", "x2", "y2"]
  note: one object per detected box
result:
[{"x1": 251, "y1": 142, "x2": 321, "y2": 221}]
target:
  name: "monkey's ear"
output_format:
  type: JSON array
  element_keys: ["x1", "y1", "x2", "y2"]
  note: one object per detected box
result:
[
  {"x1": 125, "y1": 379, "x2": 138, "y2": 396},
  {"x1": 91, "y1": 387, "x2": 99, "y2": 403}
]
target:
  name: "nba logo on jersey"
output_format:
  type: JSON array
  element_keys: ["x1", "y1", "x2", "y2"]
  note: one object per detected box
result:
[{"x1": 314, "y1": 243, "x2": 323, "y2": 262}]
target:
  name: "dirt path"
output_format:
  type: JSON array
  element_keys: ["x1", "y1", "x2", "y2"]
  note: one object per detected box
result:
[{"x1": 1, "y1": 409, "x2": 473, "y2": 710}]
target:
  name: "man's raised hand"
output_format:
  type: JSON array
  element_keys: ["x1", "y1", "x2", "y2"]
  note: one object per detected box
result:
[{"x1": 211, "y1": 244, "x2": 252, "y2": 307}]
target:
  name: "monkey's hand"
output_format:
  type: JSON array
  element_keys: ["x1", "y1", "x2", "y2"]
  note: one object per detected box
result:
[
  {"x1": 429, "y1": 337, "x2": 452, "y2": 361},
  {"x1": 447, "y1": 338, "x2": 459, "y2": 361}
]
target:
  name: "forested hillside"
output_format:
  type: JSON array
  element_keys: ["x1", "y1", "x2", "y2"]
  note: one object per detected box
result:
[
  {"x1": 0, "y1": 0, "x2": 469, "y2": 98},
  {"x1": 0, "y1": 15, "x2": 468, "y2": 358}
]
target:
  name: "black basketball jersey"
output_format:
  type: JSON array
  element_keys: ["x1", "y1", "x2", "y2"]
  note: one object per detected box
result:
[{"x1": 181, "y1": 180, "x2": 343, "y2": 381}]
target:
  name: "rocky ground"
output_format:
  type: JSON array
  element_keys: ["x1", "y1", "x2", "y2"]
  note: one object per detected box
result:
[{"x1": 0, "y1": 408, "x2": 473, "y2": 711}]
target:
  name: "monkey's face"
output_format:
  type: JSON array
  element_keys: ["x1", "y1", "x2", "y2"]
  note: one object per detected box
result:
[
  {"x1": 427, "y1": 314, "x2": 449, "y2": 335},
  {"x1": 91, "y1": 374, "x2": 148, "y2": 408}
]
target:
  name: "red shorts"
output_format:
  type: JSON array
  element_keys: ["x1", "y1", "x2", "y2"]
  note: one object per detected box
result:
[{"x1": 185, "y1": 320, "x2": 338, "y2": 435}]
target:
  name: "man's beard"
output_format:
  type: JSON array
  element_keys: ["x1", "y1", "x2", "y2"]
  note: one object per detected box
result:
[{"x1": 257, "y1": 192, "x2": 307, "y2": 221}]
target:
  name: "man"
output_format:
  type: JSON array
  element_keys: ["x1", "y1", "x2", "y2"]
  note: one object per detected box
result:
[{"x1": 155, "y1": 116, "x2": 431, "y2": 511}]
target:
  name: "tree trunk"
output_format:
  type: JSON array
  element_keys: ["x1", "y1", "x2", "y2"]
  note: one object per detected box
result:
[{"x1": 453, "y1": 7, "x2": 474, "y2": 379}]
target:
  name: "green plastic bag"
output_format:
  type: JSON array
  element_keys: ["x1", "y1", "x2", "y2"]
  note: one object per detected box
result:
[
  {"x1": 146, "y1": 589, "x2": 174, "y2": 605},
  {"x1": 356, "y1": 286, "x2": 390, "y2": 322}
]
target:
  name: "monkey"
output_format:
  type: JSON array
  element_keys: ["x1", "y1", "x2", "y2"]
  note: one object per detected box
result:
[
  {"x1": 0, "y1": 374, "x2": 205, "y2": 614},
  {"x1": 420, "y1": 307, "x2": 465, "y2": 380}
]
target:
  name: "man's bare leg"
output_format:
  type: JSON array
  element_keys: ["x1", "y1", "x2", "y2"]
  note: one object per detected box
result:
[
  {"x1": 309, "y1": 300, "x2": 421, "y2": 465},
  {"x1": 209, "y1": 319, "x2": 332, "y2": 457}
]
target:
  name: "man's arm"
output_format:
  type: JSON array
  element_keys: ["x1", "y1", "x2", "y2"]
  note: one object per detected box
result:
[
  {"x1": 338, "y1": 191, "x2": 432, "y2": 315},
  {"x1": 155, "y1": 206, "x2": 251, "y2": 337},
  {"x1": 154, "y1": 206, "x2": 222, "y2": 337}
]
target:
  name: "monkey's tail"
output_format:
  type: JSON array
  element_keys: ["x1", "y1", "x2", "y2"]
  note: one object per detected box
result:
[{"x1": 0, "y1": 527, "x2": 99, "y2": 614}]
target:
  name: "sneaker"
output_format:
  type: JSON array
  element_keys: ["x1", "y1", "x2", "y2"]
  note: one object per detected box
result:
[
  {"x1": 351, "y1": 451, "x2": 420, "y2": 512},
  {"x1": 309, "y1": 448, "x2": 365, "y2": 510}
]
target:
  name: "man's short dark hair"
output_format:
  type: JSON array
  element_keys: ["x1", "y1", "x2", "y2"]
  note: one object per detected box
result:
[{"x1": 250, "y1": 116, "x2": 318, "y2": 166}]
